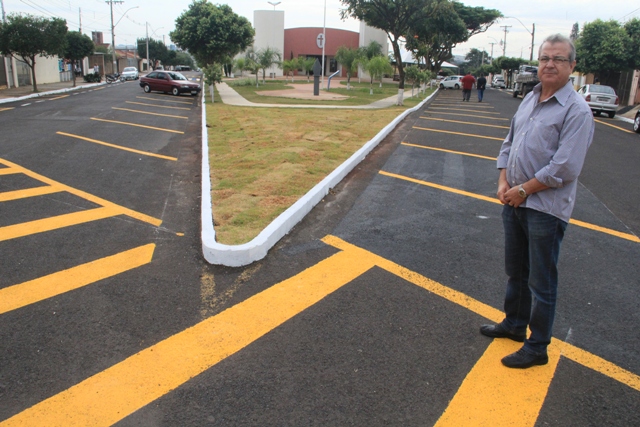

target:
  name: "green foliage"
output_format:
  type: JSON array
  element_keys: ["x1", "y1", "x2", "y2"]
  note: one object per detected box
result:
[
  {"x1": 0, "y1": 13, "x2": 68, "y2": 92},
  {"x1": 365, "y1": 55, "x2": 394, "y2": 91},
  {"x1": 136, "y1": 38, "x2": 174, "y2": 69},
  {"x1": 63, "y1": 31, "x2": 94, "y2": 87},
  {"x1": 281, "y1": 58, "x2": 299, "y2": 81},
  {"x1": 95, "y1": 45, "x2": 113, "y2": 63},
  {"x1": 230, "y1": 78, "x2": 258, "y2": 87},
  {"x1": 171, "y1": 1, "x2": 254, "y2": 67},
  {"x1": 203, "y1": 63, "x2": 223, "y2": 86},
  {"x1": 406, "y1": 1, "x2": 502, "y2": 74},
  {"x1": 256, "y1": 47, "x2": 282, "y2": 83},
  {"x1": 335, "y1": 45, "x2": 361, "y2": 88},
  {"x1": 299, "y1": 57, "x2": 316, "y2": 82},
  {"x1": 493, "y1": 56, "x2": 522, "y2": 87},
  {"x1": 83, "y1": 72, "x2": 102, "y2": 83},
  {"x1": 575, "y1": 19, "x2": 632, "y2": 75}
]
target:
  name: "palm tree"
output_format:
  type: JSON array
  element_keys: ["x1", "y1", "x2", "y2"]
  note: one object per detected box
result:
[
  {"x1": 334, "y1": 46, "x2": 360, "y2": 90},
  {"x1": 234, "y1": 57, "x2": 246, "y2": 78},
  {"x1": 300, "y1": 57, "x2": 316, "y2": 82},
  {"x1": 364, "y1": 56, "x2": 393, "y2": 95},
  {"x1": 257, "y1": 47, "x2": 282, "y2": 84},
  {"x1": 281, "y1": 58, "x2": 299, "y2": 82}
]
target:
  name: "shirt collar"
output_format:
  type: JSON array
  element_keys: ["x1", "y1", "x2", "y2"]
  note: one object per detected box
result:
[{"x1": 532, "y1": 80, "x2": 574, "y2": 106}]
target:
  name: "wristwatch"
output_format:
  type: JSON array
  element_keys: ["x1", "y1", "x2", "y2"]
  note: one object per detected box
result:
[{"x1": 518, "y1": 184, "x2": 528, "y2": 199}]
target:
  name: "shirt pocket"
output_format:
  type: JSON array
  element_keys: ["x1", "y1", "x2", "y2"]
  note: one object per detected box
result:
[{"x1": 528, "y1": 118, "x2": 560, "y2": 156}]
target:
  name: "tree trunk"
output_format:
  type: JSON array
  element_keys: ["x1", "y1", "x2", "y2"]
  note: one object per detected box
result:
[
  {"x1": 72, "y1": 60, "x2": 77, "y2": 87},
  {"x1": 28, "y1": 56, "x2": 38, "y2": 92},
  {"x1": 391, "y1": 39, "x2": 404, "y2": 105}
]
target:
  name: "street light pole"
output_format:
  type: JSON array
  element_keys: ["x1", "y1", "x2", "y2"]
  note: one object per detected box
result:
[
  {"x1": 321, "y1": 0, "x2": 326, "y2": 85},
  {"x1": 107, "y1": 0, "x2": 124, "y2": 74}
]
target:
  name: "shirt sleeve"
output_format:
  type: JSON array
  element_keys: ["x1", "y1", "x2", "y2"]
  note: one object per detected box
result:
[{"x1": 534, "y1": 102, "x2": 594, "y2": 188}]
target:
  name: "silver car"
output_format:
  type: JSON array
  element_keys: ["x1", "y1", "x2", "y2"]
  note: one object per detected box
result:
[
  {"x1": 577, "y1": 84, "x2": 618, "y2": 118},
  {"x1": 120, "y1": 67, "x2": 139, "y2": 81},
  {"x1": 439, "y1": 75, "x2": 464, "y2": 89}
]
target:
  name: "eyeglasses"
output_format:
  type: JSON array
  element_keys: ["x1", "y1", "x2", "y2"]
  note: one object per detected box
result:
[{"x1": 538, "y1": 56, "x2": 571, "y2": 65}]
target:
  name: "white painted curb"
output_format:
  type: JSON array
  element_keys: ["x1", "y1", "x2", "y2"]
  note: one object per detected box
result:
[
  {"x1": 0, "y1": 82, "x2": 105, "y2": 104},
  {"x1": 201, "y1": 90, "x2": 438, "y2": 266}
]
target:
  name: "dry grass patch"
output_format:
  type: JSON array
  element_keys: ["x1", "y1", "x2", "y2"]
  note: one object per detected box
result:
[{"x1": 206, "y1": 102, "x2": 422, "y2": 245}]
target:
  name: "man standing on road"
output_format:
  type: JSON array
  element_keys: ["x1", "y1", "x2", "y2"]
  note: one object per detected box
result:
[
  {"x1": 461, "y1": 72, "x2": 476, "y2": 101},
  {"x1": 477, "y1": 74, "x2": 487, "y2": 102},
  {"x1": 480, "y1": 34, "x2": 594, "y2": 369}
]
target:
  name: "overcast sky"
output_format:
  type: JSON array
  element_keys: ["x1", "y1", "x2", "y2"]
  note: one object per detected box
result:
[{"x1": 3, "y1": 0, "x2": 639, "y2": 60}]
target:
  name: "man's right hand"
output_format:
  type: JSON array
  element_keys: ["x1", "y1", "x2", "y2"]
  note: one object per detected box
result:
[{"x1": 497, "y1": 169, "x2": 510, "y2": 204}]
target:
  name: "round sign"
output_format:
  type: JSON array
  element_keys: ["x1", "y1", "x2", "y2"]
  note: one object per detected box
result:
[{"x1": 316, "y1": 33, "x2": 325, "y2": 49}]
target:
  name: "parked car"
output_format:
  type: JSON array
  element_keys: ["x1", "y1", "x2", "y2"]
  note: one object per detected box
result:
[
  {"x1": 139, "y1": 71, "x2": 201, "y2": 96},
  {"x1": 634, "y1": 110, "x2": 640, "y2": 133},
  {"x1": 439, "y1": 75, "x2": 464, "y2": 89},
  {"x1": 120, "y1": 67, "x2": 139, "y2": 80},
  {"x1": 491, "y1": 75, "x2": 506, "y2": 88},
  {"x1": 577, "y1": 84, "x2": 619, "y2": 118},
  {"x1": 175, "y1": 65, "x2": 191, "y2": 72}
]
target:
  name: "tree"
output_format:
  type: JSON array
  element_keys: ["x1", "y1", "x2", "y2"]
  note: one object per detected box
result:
[
  {"x1": 364, "y1": 55, "x2": 393, "y2": 94},
  {"x1": 256, "y1": 47, "x2": 282, "y2": 83},
  {"x1": 234, "y1": 57, "x2": 247, "y2": 78},
  {"x1": 340, "y1": 0, "x2": 437, "y2": 105},
  {"x1": 335, "y1": 45, "x2": 360, "y2": 89},
  {"x1": 300, "y1": 57, "x2": 316, "y2": 82},
  {"x1": 281, "y1": 58, "x2": 299, "y2": 82},
  {"x1": 493, "y1": 56, "x2": 522, "y2": 88},
  {"x1": 465, "y1": 48, "x2": 489, "y2": 69},
  {"x1": 171, "y1": 1, "x2": 254, "y2": 68},
  {"x1": 575, "y1": 19, "x2": 634, "y2": 84},
  {"x1": 63, "y1": 31, "x2": 94, "y2": 87},
  {"x1": 357, "y1": 40, "x2": 384, "y2": 82},
  {"x1": 0, "y1": 14, "x2": 67, "y2": 92},
  {"x1": 244, "y1": 47, "x2": 262, "y2": 87},
  {"x1": 137, "y1": 38, "x2": 172, "y2": 70},
  {"x1": 406, "y1": 1, "x2": 501, "y2": 75},
  {"x1": 570, "y1": 23, "x2": 580, "y2": 41}
]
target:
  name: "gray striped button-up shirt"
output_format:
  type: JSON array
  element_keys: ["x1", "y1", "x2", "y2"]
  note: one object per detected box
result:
[{"x1": 497, "y1": 80, "x2": 595, "y2": 222}]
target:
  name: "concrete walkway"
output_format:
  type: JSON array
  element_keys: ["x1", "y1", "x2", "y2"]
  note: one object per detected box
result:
[
  {"x1": 0, "y1": 80, "x2": 105, "y2": 104},
  {"x1": 215, "y1": 82, "x2": 421, "y2": 109}
]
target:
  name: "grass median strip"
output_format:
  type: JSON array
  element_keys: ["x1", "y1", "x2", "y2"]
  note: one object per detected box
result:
[{"x1": 206, "y1": 99, "x2": 422, "y2": 245}]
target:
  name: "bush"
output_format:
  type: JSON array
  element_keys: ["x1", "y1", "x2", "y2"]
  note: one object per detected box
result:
[
  {"x1": 230, "y1": 78, "x2": 257, "y2": 87},
  {"x1": 83, "y1": 72, "x2": 101, "y2": 83}
]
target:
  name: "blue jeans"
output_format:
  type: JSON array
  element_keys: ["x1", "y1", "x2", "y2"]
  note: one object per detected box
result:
[
  {"x1": 501, "y1": 206, "x2": 567, "y2": 355},
  {"x1": 478, "y1": 88, "x2": 485, "y2": 101}
]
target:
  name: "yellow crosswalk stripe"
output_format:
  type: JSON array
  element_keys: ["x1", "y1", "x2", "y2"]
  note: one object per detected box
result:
[
  {"x1": 0, "y1": 244, "x2": 155, "y2": 315},
  {"x1": 0, "y1": 207, "x2": 119, "y2": 242},
  {"x1": 0, "y1": 185, "x2": 64, "y2": 202}
]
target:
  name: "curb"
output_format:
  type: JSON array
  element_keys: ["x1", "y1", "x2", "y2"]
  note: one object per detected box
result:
[
  {"x1": 0, "y1": 82, "x2": 106, "y2": 104},
  {"x1": 201, "y1": 90, "x2": 438, "y2": 267}
]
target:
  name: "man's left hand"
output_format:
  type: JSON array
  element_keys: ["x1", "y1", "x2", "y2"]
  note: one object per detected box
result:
[{"x1": 503, "y1": 187, "x2": 526, "y2": 208}]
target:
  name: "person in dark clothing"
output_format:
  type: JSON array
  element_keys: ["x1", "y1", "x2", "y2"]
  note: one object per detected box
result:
[{"x1": 477, "y1": 74, "x2": 487, "y2": 102}]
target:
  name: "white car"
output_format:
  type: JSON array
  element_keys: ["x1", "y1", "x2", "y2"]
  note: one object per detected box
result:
[
  {"x1": 491, "y1": 76, "x2": 506, "y2": 88},
  {"x1": 120, "y1": 67, "x2": 139, "y2": 80},
  {"x1": 439, "y1": 75, "x2": 464, "y2": 89},
  {"x1": 577, "y1": 84, "x2": 619, "y2": 118}
]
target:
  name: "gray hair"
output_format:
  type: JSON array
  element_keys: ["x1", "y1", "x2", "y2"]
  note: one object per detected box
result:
[{"x1": 538, "y1": 34, "x2": 576, "y2": 62}]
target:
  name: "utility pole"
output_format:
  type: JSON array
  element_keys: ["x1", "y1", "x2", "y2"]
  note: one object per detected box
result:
[
  {"x1": 107, "y1": 0, "x2": 124, "y2": 74},
  {"x1": 530, "y1": 23, "x2": 535, "y2": 61},
  {"x1": 489, "y1": 42, "x2": 496, "y2": 64},
  {"x1": 500, "y1": 25, "x2": 511, "y2": 57},
  {"x1": 146, "y1": 22, "x2": 150, "y2": 72},
  {"x1": 1, "y1": 0, "x2": 13, "y2": 88}
]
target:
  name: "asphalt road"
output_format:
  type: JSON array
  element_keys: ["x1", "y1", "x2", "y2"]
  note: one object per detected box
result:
[{"x1": 0, "y1": 84, "x2": 638, "y2": 426}]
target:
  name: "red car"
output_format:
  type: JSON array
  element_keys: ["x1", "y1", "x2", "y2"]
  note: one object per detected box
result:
[{"x1": 139, "y1": 71, "x2": 201, "y2": 96}]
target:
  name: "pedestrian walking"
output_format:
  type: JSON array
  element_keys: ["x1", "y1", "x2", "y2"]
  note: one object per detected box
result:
[
  {"x1": 461, "y1": 72, "x2": 476, "y2": 101},
  {"x1": 480, "y1": 34, "x2": 595, "y2": 369},
  {"x1": 477, "y1": 74, "x2": 486, "y2": 102}
]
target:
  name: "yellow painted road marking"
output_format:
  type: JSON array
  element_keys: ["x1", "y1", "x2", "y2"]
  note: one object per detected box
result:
[
  {"x1": 56, "y1": 132, "x2": 178, "y2": 161},
  {"x1": 0, "y1": 207, "x2": 120, "y2": 242},
  {"x1": 0, "y1": 185, "x2": 64, "y2": 202},
  {"x1": 379, "y1": 170, "x2": 640, "y2": 243},
  {"x1": 0, "y1": 158, "x2": 161, "y2": 226},
  {"x1": 112, "y1": 107, "x2": 188, "y2": 120},
  {"x1": 419, "y1": 116, "x2": 510, "y2": 129},
  {"x1": 413, "y1": 126, "x2": 505, "y2": 141},
  {"x1": 128, "y1": 100, "x2": 191, "y2": 110},
  {"x1": 0, "y1": 107, "x2": 15, "y2": 112},
  {"x1": 435, "y1": 339, "x2": 562, "y2": 427},
  {"x1": 90, "y1": 118, "x2": 184, "y2": 134},
  {"x1": 0, "y1": 244, "x2": 155, "y2": 315},
  {"x1": 430, "y1": 107, "x2": 501, "y2": 115},
  {"x1": 0, "y1": 167, "x2": 19, "y2": 175},
  {"x1": 1, "y1": 246, "x2": 376, "y2": 427},
  {"x1": 48, "y1": 95, "x2": 70, "y2": 101},
  {"x1": 594, "y1": 118, "x2": 634, "y2": 133},
  {"x1": 135, "y1": 96, "x2": 194, "y2": 105},
  {"x1": 2, "y1": 236, "x2": 638, "y2": 426},
  {"x1": 136, "y1": 96, "x2": 193, "y2": 105},
  {"x1": 427, "y1": 112, "x2": 510, "y2": 121},
  {"x1": 401, "y1": 142, "x2": 497, "y2": 161}
]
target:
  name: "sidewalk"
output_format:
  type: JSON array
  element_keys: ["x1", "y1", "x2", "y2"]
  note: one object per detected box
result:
[
  {"x1": 0, "y1": 80, "x2": 104, "y2": 104},
  {"x1": 215, "y1": 82, "x2": 418, "y2": 109}
]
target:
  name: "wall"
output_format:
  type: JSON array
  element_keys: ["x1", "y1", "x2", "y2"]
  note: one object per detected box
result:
[
  {"x1": 254, "y1": 10, "x2": 285, "y2": 77},
  {"x1": 358, "y1": 22, "x2": 389, "y2": 80},
  {"x1": 284, "y1": 27, "x2": 359, "y2": 77}
]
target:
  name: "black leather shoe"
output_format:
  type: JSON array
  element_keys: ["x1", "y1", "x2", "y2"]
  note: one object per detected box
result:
[
  {"x1": 480, "y1": 324, "x2": 526, "y2": 342},
  {"x1": 501, "y1": 348, "x2": 548, "y2": 369}
]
